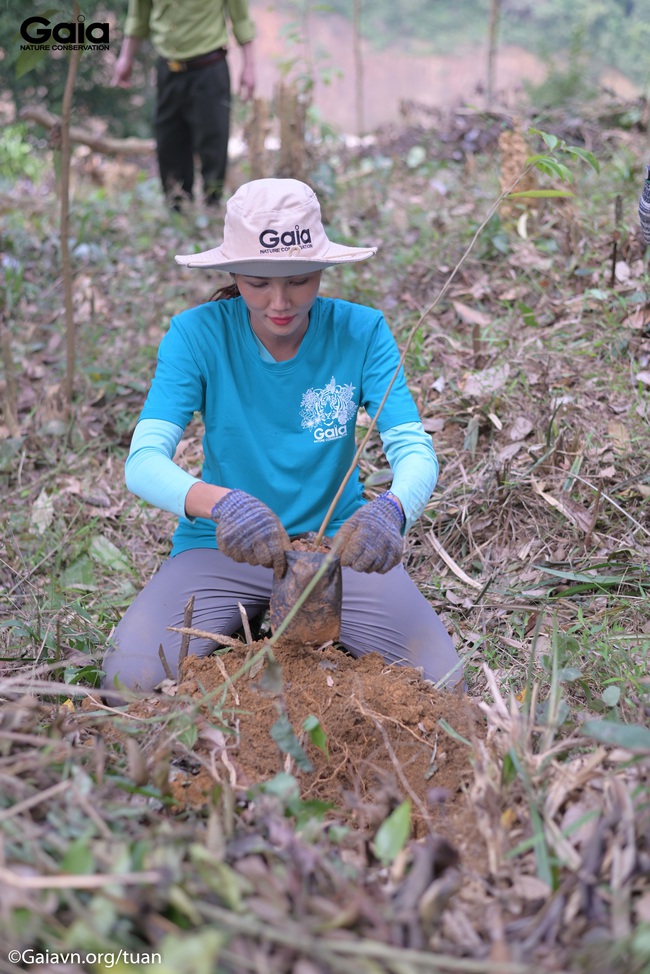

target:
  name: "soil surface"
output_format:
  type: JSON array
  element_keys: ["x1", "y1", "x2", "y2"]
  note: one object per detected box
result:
[
  {"x1": 288, "y1": 535, "x2": 334, "y2": 552},
  {"x1": 130, "y1": 641, "x2": 482, "y2": 860}
]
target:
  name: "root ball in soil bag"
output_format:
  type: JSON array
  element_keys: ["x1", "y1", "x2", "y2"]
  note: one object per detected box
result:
[{"x1": 270, "y1": 545, "x2": 342, "y2": 645}]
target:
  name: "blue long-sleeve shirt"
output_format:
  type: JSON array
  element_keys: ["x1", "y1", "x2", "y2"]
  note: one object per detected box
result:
[{"x1": 126, "y1": 296, "x2": 439, "y2": 554}]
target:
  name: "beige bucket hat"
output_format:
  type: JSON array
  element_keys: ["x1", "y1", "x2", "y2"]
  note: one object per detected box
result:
[{"x1": 175, "y1": 178, "x2": 377, "y2": 276}]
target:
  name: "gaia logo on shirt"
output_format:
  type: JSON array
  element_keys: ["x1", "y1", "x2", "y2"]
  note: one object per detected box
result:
[{"x1": 300, "y1": 376, "x2": 356, "y2": 443}]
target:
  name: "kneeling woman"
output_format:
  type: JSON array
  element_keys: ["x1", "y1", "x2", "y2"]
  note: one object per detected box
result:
[{"x1": 103, "y1": 178, "x2": 463, "y2": 692}]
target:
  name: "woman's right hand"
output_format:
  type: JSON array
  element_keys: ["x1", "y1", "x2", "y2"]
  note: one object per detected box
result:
[{"x1": 210, "y1": 490, "x2": 290, "y2": 577}]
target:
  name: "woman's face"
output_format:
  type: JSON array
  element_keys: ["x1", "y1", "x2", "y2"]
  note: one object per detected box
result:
[{"x1": 235, "y1": 271, "x2": 322, "y2": 357}]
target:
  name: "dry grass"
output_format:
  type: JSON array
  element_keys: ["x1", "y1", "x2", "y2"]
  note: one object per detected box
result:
[{"x1": 1, "y1": 98, "x2": 649, "y2": 970}]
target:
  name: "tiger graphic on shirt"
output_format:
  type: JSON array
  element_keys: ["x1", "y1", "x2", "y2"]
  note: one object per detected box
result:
[{"x1": 300, "y1": 376, "x2": 356, "y2": 443}]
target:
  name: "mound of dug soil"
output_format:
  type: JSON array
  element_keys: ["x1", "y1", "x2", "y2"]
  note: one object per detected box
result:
[{"x1": 132, "y1": 641, "x2": 481, "y2": 851}]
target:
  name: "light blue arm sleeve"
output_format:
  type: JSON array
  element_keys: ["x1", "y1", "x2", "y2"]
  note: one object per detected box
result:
[
  {"x1": 124, "y1": 418, "x2": 201, "y2": 519},
  {"x1": 126, "y1": 418, "x2": 437, "y2": 529},
  {"x1": 379, "y1": 421, "x2": 439, "y2": 532}
]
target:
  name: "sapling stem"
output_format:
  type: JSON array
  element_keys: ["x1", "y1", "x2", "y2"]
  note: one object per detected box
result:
[{"x1": 313, "y1": 163, "x2": 540, "y2": 547}]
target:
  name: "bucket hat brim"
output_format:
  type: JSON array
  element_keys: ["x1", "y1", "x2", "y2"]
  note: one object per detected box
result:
[
  {"x1": 174, "y1": 244, "x2": 376, "y2": 276},
  {"x1": 174, "y1": 178, "x2": 377, "y2": 276}
]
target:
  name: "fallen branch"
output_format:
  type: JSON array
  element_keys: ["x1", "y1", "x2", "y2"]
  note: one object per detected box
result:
[
  {"x1": 0, "y1": 779, "x2": 71, "y2": 822},
  {"x1": 570, "y1": 472, "x2": 650, "y2": 540},
  {"x1": 0, "y1": 865, "x2": 161, "y2": 890},
  {"x1": 167, "y1": 625, "x2": 244, "y2": 649},
  {"x1": 19, "y1": 104, "x2": 155, "y2": 156},
  {"x1": 197, "y1": 899, "x2": 571, "y2": 973}
]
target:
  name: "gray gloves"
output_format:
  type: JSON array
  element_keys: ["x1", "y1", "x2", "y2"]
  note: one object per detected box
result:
[
  {"x1": 211, "y1": 490, "x2": 405, "y2": 577},
  {"x1": 333, "y1": 493, "x2": 405, "y2": 574},
  {"x1": 211, "y1": 490, "x2": 290, "y2": 577}
]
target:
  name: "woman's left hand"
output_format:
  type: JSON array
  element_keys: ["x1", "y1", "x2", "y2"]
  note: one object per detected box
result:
[{"x1": 333, "y1": 494, "x2": 404, "y2": 574}]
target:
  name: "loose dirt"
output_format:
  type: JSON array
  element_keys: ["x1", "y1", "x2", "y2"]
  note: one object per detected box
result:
[{"x1": 127, "y1": 640, "x2": 482, "y2": 860}]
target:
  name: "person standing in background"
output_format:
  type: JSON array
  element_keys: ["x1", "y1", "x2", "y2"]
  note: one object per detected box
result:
[{"x1": 111, "y1": 0, "x2": 256, "y2": 210}]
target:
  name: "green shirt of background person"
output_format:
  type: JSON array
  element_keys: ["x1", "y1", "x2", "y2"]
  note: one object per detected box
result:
[
  {"x1": 122, "y1": 0, "x2": 255, "y2": 61},
  {"x1": 112, "y1": 0, "x2": 256, "y2": 209}
]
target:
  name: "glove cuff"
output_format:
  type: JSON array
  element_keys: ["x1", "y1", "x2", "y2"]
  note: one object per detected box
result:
[
  {"x1": 380, "y1": 492, "x2": 406, "y2": 529},
  {"x1": 210, "y1": 489, "x2": 247, "y2": 522}
]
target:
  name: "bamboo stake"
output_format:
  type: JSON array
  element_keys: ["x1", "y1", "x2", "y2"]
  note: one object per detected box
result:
[
  {"x1": 61, "y1": 1, "x2": 82, "y2": 404},
  {"x1": 176, "y1": 594, "x2": 196, "y2": 670},
  {"x1": 609, "y1": 194, "x2": 623, "y2": 288},
  {"x1": 0, "y1": 312, "x2": 20, "y2": 436}
]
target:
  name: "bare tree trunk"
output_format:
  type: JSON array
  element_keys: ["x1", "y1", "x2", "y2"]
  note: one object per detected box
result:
[
  {"x1": 244, "y1": 98, "x2": 271, "y2": 179},
  {"x1": 486, "y1": 0, "x2": 501, "y2": 111},
  {"x1": 61, "y1": 2, "x2": 82, "y2": 405},
  {"x1": 301, "y1": 0, "x2": 314, "y2": 88},
  {"x1": 276, "y1": 81, "x2": 306, "y2": 180},
  {"x1": 353, "y1": 0, "x2": 364, "y2": 136}
]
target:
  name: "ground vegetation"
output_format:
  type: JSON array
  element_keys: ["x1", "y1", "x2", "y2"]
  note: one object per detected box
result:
[{"x1": 1, "y1": 90, "x2": 649, "y2": 972}]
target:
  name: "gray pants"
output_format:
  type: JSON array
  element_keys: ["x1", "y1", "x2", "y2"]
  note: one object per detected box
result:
[{"x1": 102, "y1": 549, "x2": 463, "y2": 692}]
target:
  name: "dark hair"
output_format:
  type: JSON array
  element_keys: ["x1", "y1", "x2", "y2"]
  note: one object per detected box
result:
[{"x1": 210, "y1": 282, "x2": 240, "y2": 301}]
